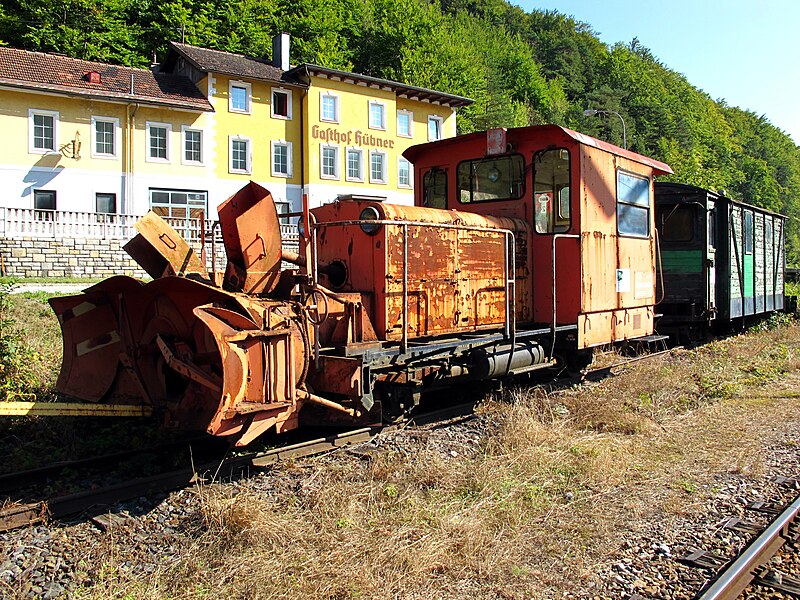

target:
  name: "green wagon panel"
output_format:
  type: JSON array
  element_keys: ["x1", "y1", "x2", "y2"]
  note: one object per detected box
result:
[{"x1": 661, "y1": 249, "x2": 703, "y2": 274}]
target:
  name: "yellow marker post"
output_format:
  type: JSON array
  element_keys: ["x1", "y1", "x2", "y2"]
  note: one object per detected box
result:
[{"x1": 0, "y1": 402, "x2": 152, "y2": 417}]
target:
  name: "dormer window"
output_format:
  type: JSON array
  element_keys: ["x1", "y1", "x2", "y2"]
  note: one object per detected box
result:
[{"x1": 86, "y1": 71, "x2": 102, "y2": 84}]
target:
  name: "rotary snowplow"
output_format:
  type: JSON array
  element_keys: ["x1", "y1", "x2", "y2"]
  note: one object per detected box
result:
[
  {"x1": 47, "y1": 182, "x2": 368, "y2": 446},
  {"x1": 36, "y1": 176, "x2": 533, "y2": 447}
]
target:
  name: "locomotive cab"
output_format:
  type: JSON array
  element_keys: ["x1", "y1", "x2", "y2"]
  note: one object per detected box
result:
[{"x1": 404, "y1": 125, "x2": 673, "y2": 351}]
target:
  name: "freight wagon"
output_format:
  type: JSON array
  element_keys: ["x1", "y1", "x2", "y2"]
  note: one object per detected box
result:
[{"x1": 655, "y1": 182, "x2": 786, "y2": 341}]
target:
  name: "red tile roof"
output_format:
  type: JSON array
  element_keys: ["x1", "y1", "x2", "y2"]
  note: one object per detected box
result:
[
  {"x1": 168, "y1": 43, "x2": 289, "y2": 84},
  {"x1": 0, "y1": 47, "x2": 212, "y2": 111},
  {"x1": 292, "y1": 65, "x2": 473, "y2": 108}
]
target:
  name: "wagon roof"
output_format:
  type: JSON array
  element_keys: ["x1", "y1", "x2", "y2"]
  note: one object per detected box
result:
[
  {"x1": 403, "y1": 124, "x2": 673, "y2": 176},
  {"x1": 655, "y1": 182, "x2": 787, "y2": 219}
]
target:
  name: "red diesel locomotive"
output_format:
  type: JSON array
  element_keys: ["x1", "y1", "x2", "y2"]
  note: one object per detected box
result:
[{"x1": 41, "y1": 125, "x2": 671, "y2": 446}]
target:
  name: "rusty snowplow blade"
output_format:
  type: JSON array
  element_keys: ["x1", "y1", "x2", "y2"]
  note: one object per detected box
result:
[
  {"x1": 217, "y1": 180, "x2": 285, "y2": 294},
  {"x1": 46, "y1": 182, "x2": 319, "y2": 446},
  {"x1": 49, "y1": 275, "x2": 311, "y2": 445},
  {"x1": 193, "y1": 303, "x2": 308, "y2": 445}
]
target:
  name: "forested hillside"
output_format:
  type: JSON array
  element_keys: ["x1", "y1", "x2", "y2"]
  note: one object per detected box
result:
[{"x1": 3, "y1": 0, "x2": 799, "y2": 263}]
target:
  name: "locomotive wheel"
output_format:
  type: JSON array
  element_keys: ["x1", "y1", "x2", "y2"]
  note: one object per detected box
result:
[
  {"x1": 376, "y1": 382, "x2": 422, "y2": 423},
  {"x1": 555, "y1": 349, "x2": 594, "y2": 376}
]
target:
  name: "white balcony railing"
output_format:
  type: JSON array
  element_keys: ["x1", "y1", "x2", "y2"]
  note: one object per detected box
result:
[{"x1": 0, "y1": 207, "x2": 299, "y2": 243}]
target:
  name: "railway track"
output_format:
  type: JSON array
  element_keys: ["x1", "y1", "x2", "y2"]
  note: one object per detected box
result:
[
  {"x1": 0, "y1": 427, "x2": 377, "y2": 532},
  {"x1": 0, "y1": 348, "x2": 673, "y2": 534},
  {"x1": 0, "y1": 395, "x2": 487, "y2": 532},
  {"x1": 696, "y1": 492, "x2": 800, "y2": 598},
  {"x1": 670, "y1": 477, "x2": 800, "y2": 599},
  {"x1": 0, "y1": 435, "x2": 222, "y2": 496}
]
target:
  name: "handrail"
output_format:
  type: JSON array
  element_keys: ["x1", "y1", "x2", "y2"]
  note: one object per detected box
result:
[
  {"x1": 309, "y1": 212, "x2": 321, "y2": 367},
  {"x1": 402, "y1": 223, "x2": 409, "y2": 353},
  {"x1": 503, "y1": 229, "x2": 517, "y2": 375},
  {"x1": 311, "y1": 218, "x2": 517, "y2": 355}
]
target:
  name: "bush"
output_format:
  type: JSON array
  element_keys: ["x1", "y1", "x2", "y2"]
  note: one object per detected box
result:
[{"x1": 0, "y1": 281, "x2": 44, "y2": 397}]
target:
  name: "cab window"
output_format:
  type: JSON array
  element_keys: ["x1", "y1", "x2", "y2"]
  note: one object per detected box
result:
[
  {"x1": 457, "y1": 155, "x2": 525, "y2": 203},
  {"x1": 533, "y1": 148, "x2": 571, "y2": 233},
  {"x1": 659, "y1": 205, "x2": 694, "y2": 242},
  {"x1": 617, "y1": 170, "x2": 650, "y2": 237},
  {"x1": 422, "y1": 168, "x2": 447, "y2": 209}
]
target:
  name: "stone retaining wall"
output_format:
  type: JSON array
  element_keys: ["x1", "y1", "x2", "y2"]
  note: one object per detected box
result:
[{"x1": 0, "y1": 237, "x2": 229, "y2": 279}]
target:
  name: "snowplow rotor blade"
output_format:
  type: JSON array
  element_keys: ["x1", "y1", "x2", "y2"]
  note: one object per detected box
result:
[
  {"x1": 217, "y1": 181, "x2": 284, "y2": 295},
  {"x1": 48, "y1": 276, "x2": 145, "y2": 402},
  {"x1": 193, "y1": 304, "x2": 306, "y2": 445},
  {"x1": 124, "y1": 211, "x2": 207, "y2": 280}
]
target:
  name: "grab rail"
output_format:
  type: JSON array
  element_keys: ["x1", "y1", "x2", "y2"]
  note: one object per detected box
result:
[{"x1": 311, "y1": 218, "x2": 516, "y2": 356}]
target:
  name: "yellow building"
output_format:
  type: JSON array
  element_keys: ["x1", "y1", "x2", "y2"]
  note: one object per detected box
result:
[
  {"x1": 162, "y1": 35, "x2": 472, "y2": 212},
  {"x1": 0, "y1": 46, "x2": 213, "y2": 227},
  {"x1": 0, "y1": 36, "x2": 471, "y2": 242}
]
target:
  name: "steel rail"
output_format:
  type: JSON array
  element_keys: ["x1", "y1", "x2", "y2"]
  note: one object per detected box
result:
[
  {"x1": 0, "y1": 435, "x2": 216, "y2": 495},
  {"x1": 697, "y1": 494, "x2": 800, "y2": 600},
  {"x1": 0, "y1": 427, "x2": 377, "y2": 532}
]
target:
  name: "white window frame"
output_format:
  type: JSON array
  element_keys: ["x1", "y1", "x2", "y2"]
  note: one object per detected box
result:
[
  {"x1": 28, "y1": 109, "x2": 59, "y2": 154},
  {"x1": 320, "y1": 92, "x2": 340, "y2": 123},
  {"x1": 181, "y1": 126, "x2": 204, "y2": 166},
  {"x1": 398, "y1": 157, "x2": 412, "y2": 188},
  {"x1": 368, "y1": 100, "x2": 386, "y2": 130},
  {"x1": 271, "y1": 140, "x2": 293, "y2": 178},
  {"x1": 91, "y1": 116, "x2": 119, "y2": 159},
  {"x1": 397, "y1": 109, "x2": 413, "y2": 138},
  {"x1": 320, "y1": 144, "x2": 340, "y2": 180},
  {"x1": 428, "y1": 115, "x2": 444, "y2": 141},
  {"x1": 228, "y1": 135, "x2": 252, "y2": 174},
  {"x1": 229, "y1": 80, "x2": 252, "y2": 114},
  {"x1": 95, "y1": 192, "x2": 117, "y2": 214},
  {"x1": 271, "y1": 87, "x2": 293, "y2": 120},
  {"x1": 346, "y1": 147, "x2": 364, "y2": 183},
  {"x1": 369, "y1": 150, "x2": 387, "y2": 184},
  {"x1": 146, "y1": 121, "x2": 172, "y2": 163},
  {"x1": 149, "y1": 189, "x2": 208, "y2": 242}
]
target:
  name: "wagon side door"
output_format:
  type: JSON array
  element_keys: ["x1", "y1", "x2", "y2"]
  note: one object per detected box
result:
[{"x1": 706, "y1": 200, "x2": 717, "y2": 318}]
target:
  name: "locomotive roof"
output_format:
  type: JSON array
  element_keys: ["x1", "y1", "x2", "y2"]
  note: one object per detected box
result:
[
  {"x1": 655, "y1": 182, "x2": 787, "y2": 219},
  {"x1": 403, "y1": 124, "x2": 673, "y2": 176}
]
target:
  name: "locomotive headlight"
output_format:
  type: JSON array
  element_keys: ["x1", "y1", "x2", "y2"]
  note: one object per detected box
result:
[
  {"x1": 296, "y1": 216, "x2": 305, "y2": 237},
  {"x1": 359, "y1": 206, "x2": 382, "y2": 235}
]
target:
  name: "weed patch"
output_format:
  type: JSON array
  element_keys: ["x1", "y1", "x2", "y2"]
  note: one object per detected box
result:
[{"x1": 0, "y1": 282, "x2": 51, "y2": 398}]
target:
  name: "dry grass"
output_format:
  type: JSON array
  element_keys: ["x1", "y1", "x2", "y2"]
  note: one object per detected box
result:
[
  {"x1": 3, "y1": 292, "x2": 62, "y2": 396},
  {"x1": 0, "y1": 288, "x2": 786, "y2": 596},
  {"x1": 71, "y1": 321, "x2": 800, "y2": 599}
]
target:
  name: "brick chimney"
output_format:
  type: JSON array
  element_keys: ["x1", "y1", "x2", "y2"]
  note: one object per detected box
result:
[{"x1": 272, "y1": 32, "x2": 290, "y2": 71}]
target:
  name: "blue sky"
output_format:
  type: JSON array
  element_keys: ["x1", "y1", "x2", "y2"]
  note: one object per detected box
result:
[{"x1": 514, "y1": 0, "x2": 800, "y2": 145}]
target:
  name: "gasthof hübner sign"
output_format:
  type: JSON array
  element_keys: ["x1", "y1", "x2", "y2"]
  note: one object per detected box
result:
[{"x1": 312, "y1": 125, "x2": 396, "y2": 149}]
